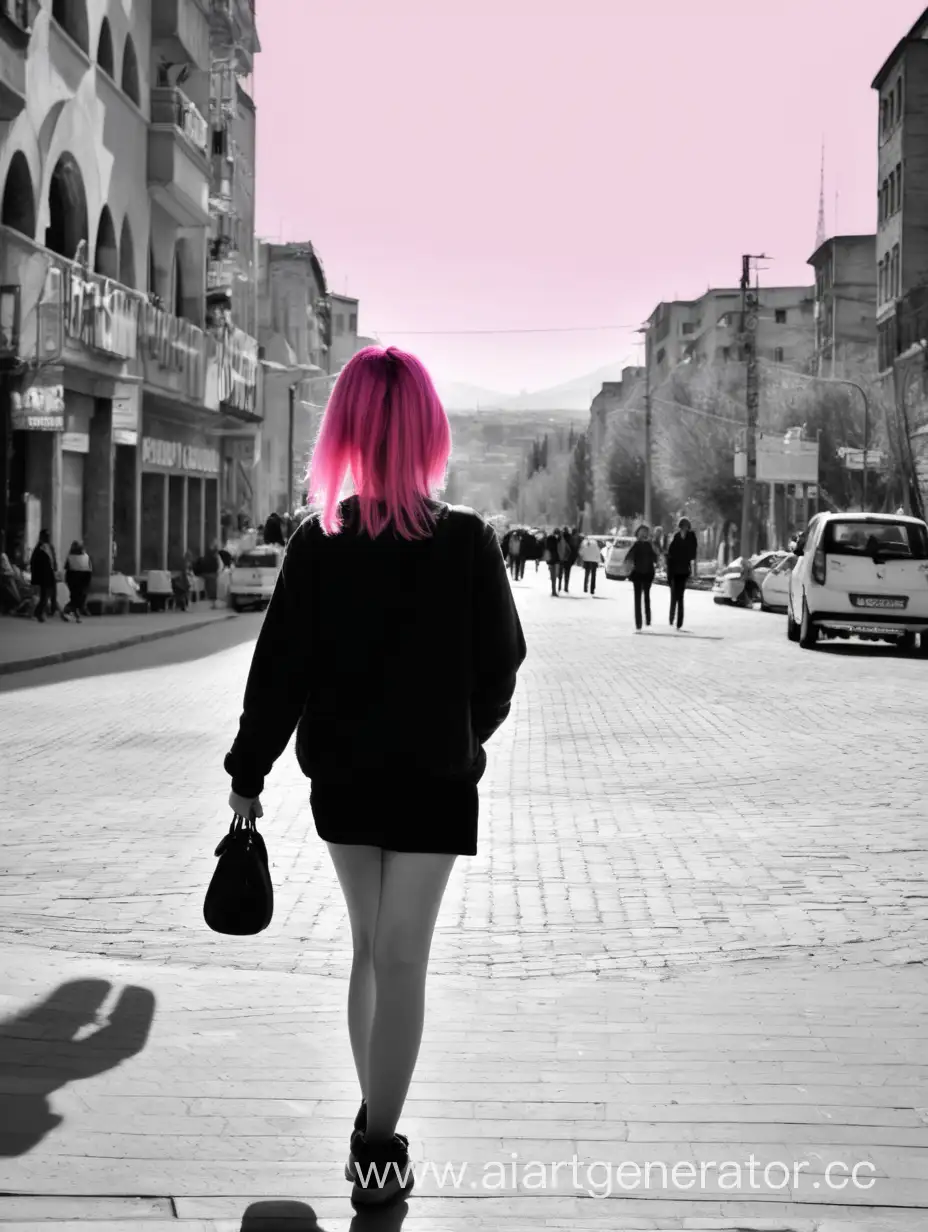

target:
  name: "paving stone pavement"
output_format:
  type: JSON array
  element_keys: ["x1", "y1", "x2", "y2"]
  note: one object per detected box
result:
[{"x1": 0, "y1": 571, "x2": 926, "y2": 1229}]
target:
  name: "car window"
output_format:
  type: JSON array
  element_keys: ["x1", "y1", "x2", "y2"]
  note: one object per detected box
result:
[
  {"x1": 770, "y1": 555, "x2": 797, "y2": 575},
  {"x1": 236, "y1": 552, "x2": 280, "y2": 569},
  {"x1": 823, "y1": 520, "x2": 928, "y2": 560}
]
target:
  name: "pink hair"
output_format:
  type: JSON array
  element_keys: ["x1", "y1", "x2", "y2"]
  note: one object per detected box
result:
[{"x1": 306, "y1": 346, "x2": 452, "y2": 540}]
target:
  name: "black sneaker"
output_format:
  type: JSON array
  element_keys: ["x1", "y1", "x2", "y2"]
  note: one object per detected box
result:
[{"x1": 347, "y1": 1132, "x2": 414, "y2": 1206}]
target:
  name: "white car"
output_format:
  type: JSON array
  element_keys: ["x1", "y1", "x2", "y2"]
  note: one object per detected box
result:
[
  {"x1": 759, "y1": 553, "x2": 798, "y2": 611},
  {"x1": 229, "y1": 546, "x2": 283, "y2": 611},
  {"x1": 712, "y1": 551, "x2": 788, "y2": 606},
  {"x1": 787, "y1": 512, "x2": 928, "y2": 651},
  {"x1": 604, "y1": 536, "x2": 636, "y2": 580}
]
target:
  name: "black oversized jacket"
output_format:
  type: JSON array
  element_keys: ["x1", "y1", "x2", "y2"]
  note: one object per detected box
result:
[{"x1": 224, "y1": 499, "x2": 527, "y2": 799}]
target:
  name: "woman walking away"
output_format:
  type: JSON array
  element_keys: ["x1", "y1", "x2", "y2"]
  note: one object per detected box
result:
[
  {"x1": 625, "y1": 524, "x2": 659, "y2": 630},
  {"x1": 545, "y1": 528, "x2": 560, "y2": 596},
  {"x1": 507, "y1": 527, "x2": 522, "y2": 580},
  {"x1": 223, "y1": 346, "x2": 526, "y2": 1207},
  {"x1": 579, "y1": 535, "x2": 604, "y2": 594},
  {"x1": 556, "y1": 528, "x2": 572, "y2": 592},
  {"x1": 30, "y1": 530, "x2": 67, "y2": 623},
  {"x1": 666, "y1": 516, "x2": 698, "y2": 630},
  {"x1": 63, "y1": 542, "x2": 92, "y2": 621}
]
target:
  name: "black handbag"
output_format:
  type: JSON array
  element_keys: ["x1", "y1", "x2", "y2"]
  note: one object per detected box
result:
[{"x1": 203, "y1": 813, "x2": 274, "y2": 935}]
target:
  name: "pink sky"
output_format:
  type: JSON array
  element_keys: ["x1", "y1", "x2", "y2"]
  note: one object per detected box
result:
[{"x1": 255, "y1": 0, "x2": 924, "y2": 395}]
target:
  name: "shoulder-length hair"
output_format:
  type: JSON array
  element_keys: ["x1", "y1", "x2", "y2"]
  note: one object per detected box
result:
[{"x1": 306, "y1": 346, "x2": 452, "y2": 540}]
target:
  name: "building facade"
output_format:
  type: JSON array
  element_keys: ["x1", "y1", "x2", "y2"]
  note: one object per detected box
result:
[
  {"x1": 806, "y1": 235, "x2": 877, "y2": 378},
  {"x1": 256, "y1": 241, "x2": 331, "y2": 516},
  {"x1": 0, "y1": 0, "x2": 260, "y2": 585},
  {"x1": 328, "y1": 291, "x2": 362, "y2": 373},
  {"x1": 644, "y1": 286, "x2": 815, "y2": 390}
]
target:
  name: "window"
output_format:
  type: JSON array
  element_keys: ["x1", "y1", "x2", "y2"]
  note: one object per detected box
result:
[
  {"x1": 721, "y1": 346, "x2": 731, "y2": 361},
  {"x1": 774, "y1": 347, "x2": 784, "y2": 362},
  {"x1": 212, "y1": 128, "x2": 228, "y2": 157},
  {"x1": 655, "y1": 346, "x2": 665, "y2": 365},
  {"x1": 898, "y1": 76, "x2": 904, "y2": 121},
  {"x1": 775, "y1": 308, "x2": 787, "y2": 324},
  {"x1": 349, "y1": 313, "x2": 357, "y2": 332},
  {"x1": 893, "y1": 243, "x2": 901, "y2": 297},
  {"x1": 888, "y1": 91, "x2": 895, "y2": 129},
  {"x1": 889, "y1": 170, "x2": 896, "y2": 215},
  {"x1": 97, "y1": 18, "x2": 115, "y2": 76},
  {"x1": 334, "y1": 313, "x2": 344, "y2": 334},
  {"x1": 878, "y1": 257, "x2": 885, "y2": 305},
  {"x1": 824, "y1": 520, "x2": 928, "y2": 560},
  {"x1": 896, "y1": 161, "x2": 903, "y2": 210}
]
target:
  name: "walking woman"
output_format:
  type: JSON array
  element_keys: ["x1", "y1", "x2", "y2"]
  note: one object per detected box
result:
[
  {"x1": 624, "y1": 524, "x2": 660, "y2": 630},
  {"x1": 579, "y1": 534, "x2": 604, "y2": 594},
  {"x1": 544, "y1": 528, "x2": 560, "y2": 596},
  {"x1": 30, "y1": 530, "x2": 68, "y2": 623},
  {"x1": 63, "y1": 541, "x2": 93, "y2": 621},
  {"x1": 223, "y1": 346, "x2": 526, "y2": 1206},
  {"x1": 666, "y1": 516, "x2": 698, "y2": 630},
  {"x1": 556, "y1": 527, "x2": 572, "y2": 592}
]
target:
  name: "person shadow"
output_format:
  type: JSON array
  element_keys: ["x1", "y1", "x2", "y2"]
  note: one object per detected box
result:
[
  {"x1": 240, "y1": 1199, "x2": 410, "y2": 1232},
  {"x1": 0, "y1": 978, "x2": 156, "y2": 1157}
]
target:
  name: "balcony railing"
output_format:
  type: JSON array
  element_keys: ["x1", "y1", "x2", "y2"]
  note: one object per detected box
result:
[{"x1": 150, "y1": 85, "x2": 209, "y2": 157}]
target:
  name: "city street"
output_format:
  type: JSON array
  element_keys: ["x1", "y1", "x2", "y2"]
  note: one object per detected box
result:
[{"x1": 1, "y1": 571, "x2": 927, "y2": 1231}]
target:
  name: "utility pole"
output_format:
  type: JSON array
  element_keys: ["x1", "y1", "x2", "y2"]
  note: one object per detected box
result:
[
  {"x1": 739, "y1": 254, "x2": 765, "y2": 558},
  {"x1": 636, "y1": 324, "x2": 653, "y2": 525}
]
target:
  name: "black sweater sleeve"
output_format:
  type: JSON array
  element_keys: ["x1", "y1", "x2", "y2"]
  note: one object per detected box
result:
[
  {"x1": 471, "y1": 520, "x2": 527, "y2": 744},
  {"x1": 223, "y1": 532, "x2": 314, "y2": 797}
]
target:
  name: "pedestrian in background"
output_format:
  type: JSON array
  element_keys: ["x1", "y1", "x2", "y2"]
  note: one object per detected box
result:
[
  {"x1": 507, "y1": 528, "x2": 522, "y2": 580},
  {"x1": 556, "y1": 527, "x2": 572, "y2": 592},
  {"x1": 63, "y1": 541, "x2": 92, "y2": 622},
  {"x1": 624, "y1": 524, "x2": 660, "y2": 630},
  {"x1": 534, "y1": 530, "x2": 544, "y2": 571},
  {"x1": 224, "y1": 345, "x2": 526, "y2": 1206},
  {"x1": 196, "y1": 541, "x2": 222, "y2": 608},
  {"x1": 545, "y1": 528, "x2": 560, "y2": 596},
  {"x1": 666, "y1": 517, "x2": 698, "y2": 630},
  {"x1": 0, "y1": 530, "x2": 31, "y2": 616},
  {"x1": 579, "y1": 534, "x2": 604, "y2": 594},
  {"x1": 30, "y1": 530, "x2": 67, "y2": 623},
  {"x1": 264, "y1": 512, "x2": 286, "y2": 547}
]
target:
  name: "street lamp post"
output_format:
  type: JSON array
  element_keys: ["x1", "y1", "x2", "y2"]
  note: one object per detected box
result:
[{"x1": 635, "y1": 325, "x2": 652, "y2": 525}]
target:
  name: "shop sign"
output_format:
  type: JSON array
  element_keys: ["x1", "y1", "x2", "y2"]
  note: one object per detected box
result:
[
  {"x1": 140, "y1": 303, "x2": 207, "y2": 403},
  {"x1": 215, "y1": 325, "x2": 259, "y2": 415},
  {"x1": 62, "y1": 432, "x2": 90, "y2": 454},
  {"x1": 11, "y1": 368, "x2": 65, "y2": 431},
  {"x1": 142, "y1": 436, "x2": 220, "y2": 475},
  {"x1": 65, "y1": 268, "x2": 140, "y2": 360},
  {"x1": 113, "y1": 382, "x2": 141, "y2": 446}
]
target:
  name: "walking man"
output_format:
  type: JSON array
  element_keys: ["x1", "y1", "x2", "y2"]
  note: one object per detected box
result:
[
  {"x1": 579, "y1": 534, "x2": 604, "y2": 594},
  {"x1": 624, "y1": 524, "x2": 660, "y2": 630},
  {"x1": 556, "y1": 528, "x2": 572, "y2": 592},
  {"x1": 666, "y1": 517, "x2": 698, "y2": 630},
  {"x1": 507, "y1": 528, "x2": 522, "y2": 580},
  {"x1": 30, "y1": 530, "x2": 68, "y2": 623},
  {"x1": 545, "y1": 528, "x2": 560, "y2": 596}
]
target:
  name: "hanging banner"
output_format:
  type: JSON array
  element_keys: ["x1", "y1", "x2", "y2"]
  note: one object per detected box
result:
[{"x1": 11, "y1": 366, "x2": 65, "y2": 431}]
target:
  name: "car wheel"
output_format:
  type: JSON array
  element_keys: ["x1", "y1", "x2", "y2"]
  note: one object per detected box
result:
[
  {"x1": 898, "y1": 631, "x2": 916, "y2": 653},
  {"x1": 786, "y1": 600, "x2": 800, "y2": 642},
  {"x1": 713, "y1": 596, "x2": 726, "y2": 605},
  {"x1": 919, "y1": 633, "x2": 928, "y2": 656},
  {"x1": 798, "y1": 598, "x2": 818, "y2": 649}
]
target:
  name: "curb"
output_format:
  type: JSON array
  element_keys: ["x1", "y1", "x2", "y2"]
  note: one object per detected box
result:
[{"x1": 0, "y1": 611, "x2": 240, "y2": 677}]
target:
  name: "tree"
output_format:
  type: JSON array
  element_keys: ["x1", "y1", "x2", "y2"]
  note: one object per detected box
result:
[{"x1": 567, "y1": 433, "x2": 592, "y2": 525}]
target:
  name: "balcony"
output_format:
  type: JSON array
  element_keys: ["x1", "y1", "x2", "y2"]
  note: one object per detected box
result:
[
  {"x1": 151, "y1": 0, "x2": 210, "y2": 72},
  {"x1": 148, "y1": 87, "x2": 211, "y2": 227},
  {"x1": 0, "y1": 0, "x2": 29, "y2": 120},
  {"x1": 207, "y1": 256, "x2": 236, "y2": 298},
  {"x1": 209, "y1": 0, "x2": 258, "y2": 73}
]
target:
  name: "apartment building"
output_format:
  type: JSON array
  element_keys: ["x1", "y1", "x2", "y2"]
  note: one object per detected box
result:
[
  {"x1": 806, "y1": 235, "x2": 877, "y2": 378},
  {"x1": 588, "y1": 366, "x2": 644, "y2": 459},
  {"x1": 644, "y1": 286, "x2": 815, "y2": 390},
  {"x1": 328, "y1": 292, "x2": 363, "y2": 373},
  {"x1": 0, "y1": 0, "x2": 262, "y2": 581}
]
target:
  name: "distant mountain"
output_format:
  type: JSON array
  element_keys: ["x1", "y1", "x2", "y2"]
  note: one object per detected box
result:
[
  {"x1": 434, "y1": 379, "x2": 509, "y2": 411},
  {"x1": 497, "y1": 362, "x2": 628, "y2": 412}
]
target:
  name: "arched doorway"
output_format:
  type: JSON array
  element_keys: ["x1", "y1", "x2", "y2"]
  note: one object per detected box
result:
[
  {"x1": 96, "y1": 18, "x2": 115, "y2": 76},
  {"x1": 119, "y1": 217, "x2": 136, "y2": 288},
  {"x1": 94, "y1": 207, "x2": 118, "y2": 280},
  {"x1": 1, "y1": 152, "x2": 36, "y2": 238},
  {"x1": 46, "y1": 154, "x2": 88, "y2": 260},
  {"x1": 121, "y1": 36, "x2": 140, "y2": 106},
  {"x1": 51, "y1": 0, "x2": 89, "y2": 53}
]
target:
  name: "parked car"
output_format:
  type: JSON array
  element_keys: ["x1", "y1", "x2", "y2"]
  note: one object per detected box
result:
[
  {"x1": 229, "y1": 546, "x2": 283, "y2": 611},
  {"x1": 787, "y1": 512, "x2": 928, "y2": 650},
  {"x1": 604, "y1": 535, "x2": 637, "y2": 580},
  {"x1": 760, "y1": 553, "x2": 798, "y2": 611},
  {"x1": 712, "y1": 551, "x2": 788, "y2": 607}
]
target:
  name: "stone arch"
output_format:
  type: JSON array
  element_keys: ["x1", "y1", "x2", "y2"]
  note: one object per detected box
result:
[
  {"x1": 1, "y1": 152, "x2": 36, "y2": 238},
  {"x1": 94, "y1": 206, "x2": 118, "y2": 280},
  {"x1": 46, "y1": 154, "x2": 88, "y2": 260},
  {"x1": 121, "y1": 35, "x2": 141, "y2": 106},
  {"x1": 97, "y1": 18, "x2": 115, "y2": 77},
  {"x1": 119, "y1": 216, "x2": 136, "y2": 288},
  {"x1": 52, "y1": 0, "x2": 89, "y2": 54}
]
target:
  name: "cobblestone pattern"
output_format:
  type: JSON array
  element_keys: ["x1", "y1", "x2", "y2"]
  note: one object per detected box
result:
[{"x1": 1, "y1": 575, "x2": 926, "y2": 981}]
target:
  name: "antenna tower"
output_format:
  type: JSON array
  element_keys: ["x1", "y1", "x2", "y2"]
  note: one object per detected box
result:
[{"x1": 815, "y1": 142, "x2": 826, "y2": 249}]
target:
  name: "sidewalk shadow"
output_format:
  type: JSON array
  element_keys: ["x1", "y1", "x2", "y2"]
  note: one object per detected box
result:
[
  {"x1": 0, "y1": 979, "x2": 156, "y2": 1156},
  {"x1": 240, "y1": 1199, "x2": 409, "y2": 1231}
]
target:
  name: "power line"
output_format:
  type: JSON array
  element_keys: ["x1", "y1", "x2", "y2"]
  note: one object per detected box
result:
[{"x1": 369, "y1": 324, "x2": 641, "y2": 337}]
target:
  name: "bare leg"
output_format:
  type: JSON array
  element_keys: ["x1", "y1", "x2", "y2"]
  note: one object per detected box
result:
[
  {"x1": 366, "y1": 850, "x2": 456, "y2": 1140},
  {"x1": 327, "y1": 843, "x2": 384, "y2": 1100}
]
